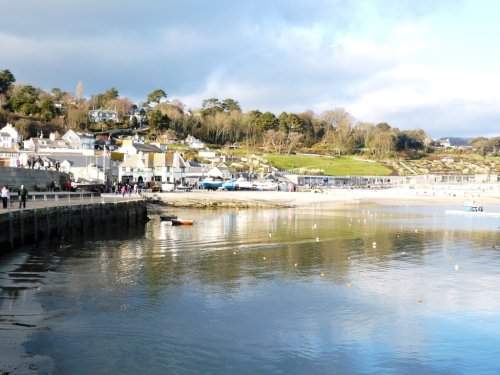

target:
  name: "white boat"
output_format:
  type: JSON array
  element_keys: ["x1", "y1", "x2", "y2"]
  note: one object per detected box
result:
[
  {"x1": 233, "y1": 177, "x2": 255, "y2": 190},
  {"x1": 445, "y1": 209, "x2": 500, "y2": 217},
  {"x1": 462, "y1": 201, "x2": 483, "y2": 212},
  {"x1": 253, "y1": 181, "x2": 278, "y2": 191}
]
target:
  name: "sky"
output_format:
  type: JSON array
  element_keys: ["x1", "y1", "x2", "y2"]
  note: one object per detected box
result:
[{"x1": 1, "y1": 0, "x2": 500, "y2": 139}]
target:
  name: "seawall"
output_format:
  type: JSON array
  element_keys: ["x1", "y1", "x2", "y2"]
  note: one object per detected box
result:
[
  {"x1": 0, "y1": 200, "x2": 148, "y2": 252},
  {"x1": 0, "y1": 167, "x2": 70, "y2": 192}
]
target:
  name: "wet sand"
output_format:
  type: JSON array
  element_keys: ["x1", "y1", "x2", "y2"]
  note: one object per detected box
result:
[{"x1": 143, "y1": 186, "x2": 500, "y2": 209}]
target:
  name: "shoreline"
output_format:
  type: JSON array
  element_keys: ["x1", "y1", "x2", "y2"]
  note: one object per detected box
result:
[{"x1": 143, "y1": 186, "x2": 500, "y2": 210}]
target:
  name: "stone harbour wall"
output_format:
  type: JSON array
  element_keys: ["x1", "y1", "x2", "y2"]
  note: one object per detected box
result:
[
  {"x1": 0, "y1": 167, "x2": 70, "y2": 192},
  {"x1": 0, "y1": 200, "x2": 148, "y2": 252}
]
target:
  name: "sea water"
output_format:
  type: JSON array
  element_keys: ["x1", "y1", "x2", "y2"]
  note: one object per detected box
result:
[{"x1": 1, "y1": 204, "x2": 500, "y2": 374}]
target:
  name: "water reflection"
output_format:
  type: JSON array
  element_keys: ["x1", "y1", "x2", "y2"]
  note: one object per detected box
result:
[{"x1": 3, "y1": 205, "x2": 500, "y2": 374}]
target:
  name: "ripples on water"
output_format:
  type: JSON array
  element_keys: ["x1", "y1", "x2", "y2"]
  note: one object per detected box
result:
[{"x1": 1, "y1": 204, "x2": 500, "y2": 374}]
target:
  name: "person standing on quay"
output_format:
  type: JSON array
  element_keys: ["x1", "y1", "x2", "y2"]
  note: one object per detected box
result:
[
  {"x1": 1, "y1": 185, "x2": 10, "y2": 209},
  {"x1": 18, "y1": 184, "x2": 28, "y2": 209}
]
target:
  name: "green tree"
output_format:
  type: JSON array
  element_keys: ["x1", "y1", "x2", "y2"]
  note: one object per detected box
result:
[
  {"x1": 39, "y1": 99, "x2": 57, "y2": 121},
  {"x1": 221, "y1": 98, "x2": 241, "y2": 112},
  {"x1": 51, "y1": 87, "x2": 65, "y2": 102},
  {"x1": 396, "y1": 130, "x2": 426, "y2": 152},
  {"x1": 0, "y1": 69, "x2": 15, "y2": 95},
  {"x1": 146, "y1": 89, "x2": 167, "y2": 106},
  {"x1": 256, "y1": 112, "x2": 278, "y2": 132},
  {"x1": 93, "y1": 87, "x2": 119, "y2": 109},
  {"x1": 149, "y1": 109, "x2": 170, "y2": 134},
  {"x1": 10, "y1": 85, "x2": 39, "y2": 114},
  {"x1": 201, "y1": 98, "x2": 223, "y2": 117},
  {"x1": 278, "y1": 112, "x2": 304, "y2": 132},
  {"x1": 130, "y1": 115, "x2": 138, "y2": 128}
]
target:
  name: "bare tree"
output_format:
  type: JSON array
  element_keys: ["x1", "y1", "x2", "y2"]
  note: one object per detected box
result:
[
  {"x1": 264, "y1": 130, "x2": 288, "y2": 154},
  {"x1": 76, "y1": 81, "x2": 83, "y2": 102},
  {"x1": 286, "y1": 132, "x2": 303, "y2": 155}
]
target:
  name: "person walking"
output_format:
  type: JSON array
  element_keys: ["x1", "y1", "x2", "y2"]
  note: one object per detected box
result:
[
  {"x1": 1, "y1": 185, "x2": 10, "y2": 209},
  {"x1": 18, "y1": 185, "x2": 28, "y2": 209}
]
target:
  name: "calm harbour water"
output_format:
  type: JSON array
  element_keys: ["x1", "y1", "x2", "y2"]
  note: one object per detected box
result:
[{"x1": 2, "y1": 203, "x2": 500, "y2": 374}]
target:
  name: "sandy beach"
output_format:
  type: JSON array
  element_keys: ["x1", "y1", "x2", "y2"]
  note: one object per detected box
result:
[{"x1": 144, "y1": 185, "x2": 500, "y2": 209}]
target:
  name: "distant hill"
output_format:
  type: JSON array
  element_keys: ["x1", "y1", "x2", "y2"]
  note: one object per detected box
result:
[{"x1": 437, "y1": 137, "x2": 470, "y2": 146}]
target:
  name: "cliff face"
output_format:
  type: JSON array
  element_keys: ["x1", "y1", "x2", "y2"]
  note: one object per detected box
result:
[{"x1": 0, "y1": 200, "x2": 148, "y2": 253}]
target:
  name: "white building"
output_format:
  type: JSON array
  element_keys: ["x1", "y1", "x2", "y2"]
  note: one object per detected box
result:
[
  {"x1": 118, "y1": 151, "x2": 187, "y2": 186},
  {"x1": 62, "y1": 130, "x2": 95, "y2": 150},
  {"x1": 206, "y1": 163, "x2": 234, "y2": 180},
  {"x1": 89, "y1": 109, "x2": 118, "y2": 123},
  {"x1": 0, "y1": 123, "x2": 21, "y2": 149},
  {"x1": 185, "y1": 135, "x2": 205, "y2": 150},
  {"x1": 116, "y1": 138, "x2": 165, "y2": 156}
]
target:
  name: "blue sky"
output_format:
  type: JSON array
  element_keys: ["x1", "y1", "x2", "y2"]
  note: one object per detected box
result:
[{"x1": 1, "y1": 0, "x2": 499, "y2": 138}]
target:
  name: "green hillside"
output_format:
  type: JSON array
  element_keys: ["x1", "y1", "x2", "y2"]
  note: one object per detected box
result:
[{"x1": 265, "y1": 154, "x2": 393, "y2": 176}]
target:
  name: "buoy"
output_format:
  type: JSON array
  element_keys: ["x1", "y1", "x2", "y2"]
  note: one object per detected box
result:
[
  {"x1": 316, "y1": 237, "x2": 320, "y2": 242},
  {"x1": 269, "y1": 233, "x2": 272, "y2": 238},
  {"x1": 233, "y1": 251, "x2": 236, "y2": 255},
  {"x1": 455, "y1": 265, "x2": 459, "y2": 271},
  {"x1": 313, "y1": 224, "x2": 317, "y2": 229},
  {"x1": 320, "y1": 272, "x2": 325, "y2": 277},
  {"x1": 347, "y1": 282, "x2": 352, "y2": 288},
  {"x1": 294, "y1": 263, "x2": 298, "y2": 267},
  {"x1": 263, "y1": 256, "x2": 266, "y2": 260},
  {"x1": 418, "y1": 298, "x2": 423, "y2": 304}
]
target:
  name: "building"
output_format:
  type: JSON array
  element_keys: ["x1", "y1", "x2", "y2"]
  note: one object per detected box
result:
[
  {"x1": 185, "y1": 135, "x2": 205, "y2": 150},
  {"x1": 62, "y1": 130, "x2": 95, "y2": 150},
  {"x1": 116, "y1": 138, "x2": 165, "y2": 156},
  {"x1": 89, "y1": 109, "x2": 118, "y2": 123},
  {"x1": 0, "y1": 123, "x2": 21, "y2": 148},
  {"x1": 51, "y1": 153, "x2": 118, "y2": 184},
  {"x1": 22, "y1": 131, "x2": 72, "y2": 153},
  {"x1": 206, "y1": 163, "x2": 234, "y2": 180},
  {"x1": 118, "y1": 151, "x2": 187, "y2": 186}
]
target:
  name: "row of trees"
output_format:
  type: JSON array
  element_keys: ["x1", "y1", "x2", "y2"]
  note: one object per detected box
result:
[{"x1": 2, "y1": 67, "x2": 498, "y2": 157}]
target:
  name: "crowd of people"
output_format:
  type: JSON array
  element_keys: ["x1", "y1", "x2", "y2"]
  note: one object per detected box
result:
[{"x1": 16, "y1": 156, "x2": 61, "y2": 171}]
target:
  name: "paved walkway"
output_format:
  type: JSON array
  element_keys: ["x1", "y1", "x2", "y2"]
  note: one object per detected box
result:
[{"x1": 0, "y1": 193, "x2": 143, "y2": 213}]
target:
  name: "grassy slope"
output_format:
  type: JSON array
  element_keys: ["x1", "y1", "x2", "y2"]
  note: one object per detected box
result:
[{"x1": 265, "y1": 154, "x2": 392, "y2": 176}]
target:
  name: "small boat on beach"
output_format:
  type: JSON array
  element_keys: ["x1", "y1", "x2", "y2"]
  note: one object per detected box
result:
[
  {"x1": 445, "y1": 210, "x2": 500, "y2": 217},
  {"x1": 445, "y1": 202, "x2": 500, "y2": 217},
  {"x1": 462, "y1": 201, "x2": 483, "y2": 212},
  {"x1": 160, "y1": 215, "x2": 178, "y2": 221},
  {"x1": 199, "y1": 178, "x2": 223, "y2": 190},
  {"x1": 171, "y1": 218, "x2": 194, "y2": 225}
]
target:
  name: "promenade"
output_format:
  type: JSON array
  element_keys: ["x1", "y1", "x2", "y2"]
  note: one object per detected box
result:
[{"x1": 0, "y1": 192, "x2": 143, "y2": 212}]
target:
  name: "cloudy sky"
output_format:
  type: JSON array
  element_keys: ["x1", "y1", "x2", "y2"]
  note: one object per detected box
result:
[{"x1": 1, "y1": 0, "x2": 499, "y2": 138}]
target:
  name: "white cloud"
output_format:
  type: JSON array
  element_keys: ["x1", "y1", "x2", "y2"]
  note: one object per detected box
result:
[{"x1": 1, "y1": 0, "x2": 499, "y2": 137}]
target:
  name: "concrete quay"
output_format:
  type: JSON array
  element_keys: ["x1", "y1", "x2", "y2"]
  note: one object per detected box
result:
[{"x1": 0, "y1": 193, "x2": 148, "y2": 252}]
